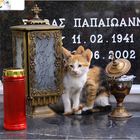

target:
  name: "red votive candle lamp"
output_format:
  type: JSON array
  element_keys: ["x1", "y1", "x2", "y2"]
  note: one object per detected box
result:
[{"x1": 3, "y1": 68, "x2": 26, "y2": 130}]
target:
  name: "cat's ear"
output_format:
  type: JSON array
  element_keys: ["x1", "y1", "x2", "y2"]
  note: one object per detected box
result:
[
  {"x1": 76, "y1": 45, "x2": 85, "y2": 54},
  {"x1": 62, "y1": 47, "x2": 72, "y2": 59},
  {"x1": 83, "y1": 49, "x2": 93, "y2": 62}
]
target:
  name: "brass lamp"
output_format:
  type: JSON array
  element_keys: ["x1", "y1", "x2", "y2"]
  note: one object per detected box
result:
[
  {"x1": 106, "y1": 58, "x2": 134, "y2": 118},
  {"x1": 11, "y1": 4, "x2": 64, "y2": 117}
]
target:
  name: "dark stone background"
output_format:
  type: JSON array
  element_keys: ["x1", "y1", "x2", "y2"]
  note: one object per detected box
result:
[{"x1": 0, "y1": 1, "x2": 140, "y2": 84}]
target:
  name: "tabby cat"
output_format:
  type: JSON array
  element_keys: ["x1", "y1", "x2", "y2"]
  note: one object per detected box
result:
[{"x1": 62, "y1": 46, "x2": 111, "y2": 115}]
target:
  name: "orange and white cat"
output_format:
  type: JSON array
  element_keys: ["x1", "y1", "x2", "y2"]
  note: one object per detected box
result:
[
  {"x1": 62, "y1": 46, "x2": 111, "y2": 115},
  {"x1": 62, "y1": 47, "x2": 93, "y2": 115}
]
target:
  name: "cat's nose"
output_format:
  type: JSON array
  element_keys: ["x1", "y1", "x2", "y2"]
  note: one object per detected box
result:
[{"x1": 72, "y1": 70, "x2": 78, "y2": 75}]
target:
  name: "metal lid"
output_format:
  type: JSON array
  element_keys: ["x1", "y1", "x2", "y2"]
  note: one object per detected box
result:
[
  {"x1": 3, "y1": 68, "x2": 24, "y2": 77},
  {"x1": 105, "y1": 58, "x2": 131, "y2": 78}
]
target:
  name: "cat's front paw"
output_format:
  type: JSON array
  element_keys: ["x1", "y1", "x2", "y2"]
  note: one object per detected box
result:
[
  {"x1": 73, "y1": 105, "x2": 83, "y2": 115},
  {"x1": 63, "y1": 111, "x2": 73, "y2": 116},
  {"x1": 74, "y1": 110, "x2": 82, "y2": 115}
]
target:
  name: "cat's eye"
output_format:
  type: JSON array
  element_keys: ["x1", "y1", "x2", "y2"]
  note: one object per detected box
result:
[
  {"x1": 78, "y1": 64, "x2": 82, "y2": 67},
  {"x1": 69, "y1": 65, "x2": 73, "y2": 68}
]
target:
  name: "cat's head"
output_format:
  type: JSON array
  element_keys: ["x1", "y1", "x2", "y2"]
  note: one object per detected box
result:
[{"x1": 62, "y1": 46, "x2": 93, "y2": 77}]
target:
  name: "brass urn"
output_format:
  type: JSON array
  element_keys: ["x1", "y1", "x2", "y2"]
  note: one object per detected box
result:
[{"x1": 106, "y1": 58, "x2": 135, "y2": 118}]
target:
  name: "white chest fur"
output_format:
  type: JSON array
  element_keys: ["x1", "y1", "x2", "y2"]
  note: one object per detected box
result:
[
  {"x1": 62, "y1": 72, "x2": 87, "y2": 113},
  {"x1": 63, "y1": 73, "x2": 87, "y2": 93}
]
